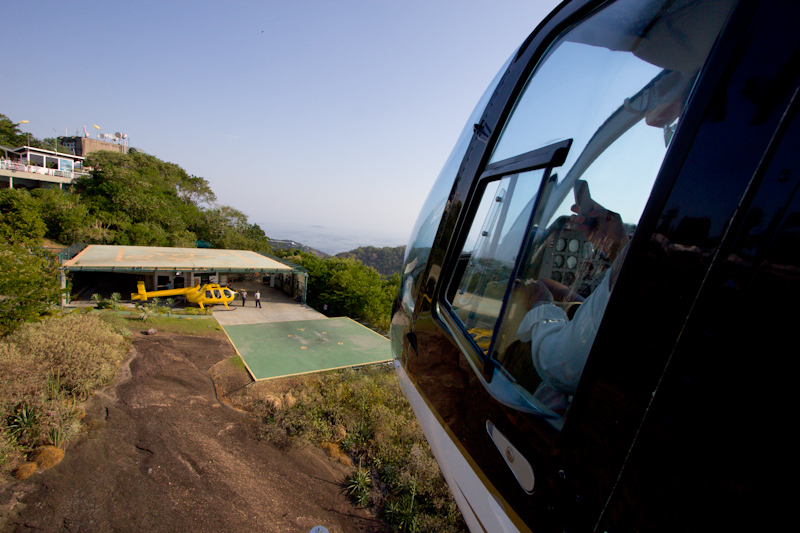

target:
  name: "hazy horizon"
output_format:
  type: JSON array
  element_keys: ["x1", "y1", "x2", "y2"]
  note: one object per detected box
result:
[{"x1": 261, "y1": 221, "x2": 408, "y2": 255}]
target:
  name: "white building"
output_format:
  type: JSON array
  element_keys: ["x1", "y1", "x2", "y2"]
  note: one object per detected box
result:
[{"x1": 0, "y1": 144, "x2": 89, "y2": 189}]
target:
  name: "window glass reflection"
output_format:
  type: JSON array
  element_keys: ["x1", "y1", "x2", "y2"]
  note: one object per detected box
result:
[
  {"x1": 449, "y1": 170, "x2": 544, "y2": 353},
  {"x1": 472, "y1": 0, "x2": 735, "y2": 423}
]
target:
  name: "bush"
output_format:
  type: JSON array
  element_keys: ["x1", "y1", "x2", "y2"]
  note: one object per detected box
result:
[
  {"x1": 228, "y1": 365, "x2": 466, "y2": 533},
  {"x1": 4, "y1": 313, "x2": 127, "y2": 396},
  {"x1": 0, "y1": 189, "x2": 47, "y2": 245},
  {"x1": 275, "y1": 250, "x2": 399, "y2": 333},
  {"x1": 345, "y1": 466, "x2": 372, "y2": 506},
  {"x1": 0, "y1": 313, "x2": 130, "y2": 474},
  {"x1": 0, "y1": 243, "x2": 63, "y2": 336}
]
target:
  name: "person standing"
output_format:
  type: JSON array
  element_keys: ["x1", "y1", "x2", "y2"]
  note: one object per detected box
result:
[
  {"x1": 241, "y1": 289, "x2": 247, "y2": 306},
  {"x1": 255, "y1": 290, "x2": 262, "y2": 308}
]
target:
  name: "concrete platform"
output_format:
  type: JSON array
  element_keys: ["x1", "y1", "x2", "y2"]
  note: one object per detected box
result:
[{"x1": 213, "y1": 283, "x2": 326, "y2": 326}]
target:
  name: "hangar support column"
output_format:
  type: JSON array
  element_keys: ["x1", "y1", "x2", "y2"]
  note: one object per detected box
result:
[{"x1": 60, "y1": 268, "x2": 67, "y2": 308}]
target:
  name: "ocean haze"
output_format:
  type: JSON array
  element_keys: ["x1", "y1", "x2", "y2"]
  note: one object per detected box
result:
[{"x1": 261, "y1": 222, "x2": 408, "y2": 255}]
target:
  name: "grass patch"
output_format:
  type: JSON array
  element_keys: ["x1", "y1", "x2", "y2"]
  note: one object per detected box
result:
[
  {"x1": 227, "y1": 365, "x2": 465, "y2": 533},
  {"x1": 97, "y1": 312, "x2": 225, "y2": 338},
  {"x1": 0, "y1": 313, "x2": 130, "y2": 476},
  {"x1": 229, "y1": 355, "x2": 247, "y2": 371}
]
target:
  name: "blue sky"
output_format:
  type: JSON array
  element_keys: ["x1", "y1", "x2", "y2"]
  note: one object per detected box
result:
[{"x1": 5, "y1": 0, "x2": 560, "y2": 253}]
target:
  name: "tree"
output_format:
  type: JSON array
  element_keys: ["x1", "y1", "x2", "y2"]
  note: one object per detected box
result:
[
  {"x1": 177, "y1": 174, "x2": 217, "y2": 207},
  {"x1": 0, "y1": 189, "x2": 47, "y2": 245},
  {"x1": 192, "y1": 206, "x2": 271, "y2": 251},
  {"x1": 2, "y1": 113, "x2": 270, "y2": 253},
  {"x1": 75, "y1": 151, "x2": 205, "y2": 245},
  {"x1": 280, "y1": 251, "x2": 395, "y2": 331},
  {"x1": 30, "y1": 188, "x2": 90, "y2": 244},
  {"x1": 0, "y1": 243, "x2": 62, "y2": 336},
  {"x1": 336, "y1": 246, "x2": 406, "y2": 278},
  {"x1": 73, "y1": 150, "x2": 266, "y2": 250},
  {"x1": 39, "y1": 137, "x2": 73, "y2": 154},
  {"x1": 0, "y1": 114, "x2": 29, "y2": 147}
]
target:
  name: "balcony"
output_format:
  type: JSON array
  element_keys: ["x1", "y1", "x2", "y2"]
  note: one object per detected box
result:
[{"x1": 0, "y1": 158, "x2": 90, "y2": 189}]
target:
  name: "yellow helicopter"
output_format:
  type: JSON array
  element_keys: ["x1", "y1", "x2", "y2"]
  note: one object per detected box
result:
[{"x1": 131, "y1": 281, "x2": 237, "y2": 309}]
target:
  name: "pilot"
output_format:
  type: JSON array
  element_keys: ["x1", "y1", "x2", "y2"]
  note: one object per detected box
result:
[{"x1": 516, "y1": 186, "x2": 629, "y2": 413}]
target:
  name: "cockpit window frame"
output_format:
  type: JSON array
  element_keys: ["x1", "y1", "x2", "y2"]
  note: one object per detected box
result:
[{"x1": 438, "y1": 139, "x2": 574, "y2": 383}]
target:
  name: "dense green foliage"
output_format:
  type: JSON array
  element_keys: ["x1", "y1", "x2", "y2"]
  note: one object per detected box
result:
[
  {"x1": 0, "y1": 244, "x2": 63, "y2": 336},
  {"x1": 336, "y1": 245, "x2": 405, "y2": 278},
  {"x1": 0, "y1": 189, "x2": 47, "y2": 244},
  {"x1": 276, "y1": 249, "x2": 399, "y2": 332},
  {"x1": 70, "y1": 150, "x2": 272, "y2": 250},
  {"x1": 237, "y1": 366, "x2": 466, "y2": 533}
]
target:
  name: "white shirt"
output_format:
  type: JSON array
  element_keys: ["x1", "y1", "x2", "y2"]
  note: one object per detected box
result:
[{"x1": 516, "y1": 270, "x2": 612, "y2": 396}]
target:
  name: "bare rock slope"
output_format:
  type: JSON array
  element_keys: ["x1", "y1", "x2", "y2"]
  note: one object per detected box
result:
[{"x1": 2, "y1": 332, "x2": 383, "y2": 533}]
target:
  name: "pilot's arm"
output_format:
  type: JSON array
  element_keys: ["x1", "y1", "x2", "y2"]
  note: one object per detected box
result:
[{"x1": 517, "y1": 271, "x2": 612, "y2": 395}]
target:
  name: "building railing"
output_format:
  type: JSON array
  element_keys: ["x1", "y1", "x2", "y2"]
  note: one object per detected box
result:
[{"x1": 0, "y1": 158, "x2": 89, "y2": 180}]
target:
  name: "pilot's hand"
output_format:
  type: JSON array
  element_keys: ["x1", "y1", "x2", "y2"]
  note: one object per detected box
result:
[
  {"x1": 570, "y1": 201, "x2": 628, "y2": 261},
  {"x1": 519, "y1": 279, "x2": 554, "y2": 309}
]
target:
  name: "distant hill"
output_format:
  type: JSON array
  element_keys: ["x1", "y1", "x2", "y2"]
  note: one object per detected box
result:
[
  {"x1": 336, "y1": 246, "x2": 405, "y2": 278},
  {"x1": 267, "y1": 239, "x2": 329, "y2": 258}
]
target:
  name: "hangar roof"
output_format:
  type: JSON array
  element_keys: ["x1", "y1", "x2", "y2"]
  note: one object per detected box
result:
[{"x1": 63, "y1": 245, "x2": 298, "y2": 274}]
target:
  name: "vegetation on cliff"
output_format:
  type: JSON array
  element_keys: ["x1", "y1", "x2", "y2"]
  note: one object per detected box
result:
[
  {"x1": 0, "y1": 156, "x2": 271, "y2": 252},
  {"x1": 227, "y1": 365, "x2": 466, "y2": 533},
  {"x1": 274, "y1": 249, "x2": 399, "y2": 332},
  {"x1": 336, "y1": 245, "x2": 405, "y2": 278},
  {"x1": 2, "y1": 114, "x2": 271, "y2": 251}
]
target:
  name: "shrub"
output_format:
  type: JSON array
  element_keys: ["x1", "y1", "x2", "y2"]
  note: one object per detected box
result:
[
  {"x1": 228, "y1": 365, "x2": 466, "y2": 532},
  {"x1": 346, "y1": 466, "x2": 372, "y2": 507},
  {"x1": 138, "y1": 304, "x2": 156, "y2": 321},
  {"x1": 5, "y1": 313, "x2": 127, "y2": 396},
  {"x1": 0, "y1": 243, "x2": 62, "y2": 336},
  {"x1": 0, "y1": 313, "x2": 129, "y2": 474},
  {"x1": 12, "y1": 462, "x2": 37, "y2": 480},
  {"x1": 30, "y1": 445, "x2": 64, "y2": 469},
  {"x1": 5, "y1": 403, "x2": 39, "y2": 448}
]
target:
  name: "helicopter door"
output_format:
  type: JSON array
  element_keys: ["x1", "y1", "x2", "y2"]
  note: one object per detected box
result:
[{"x1": 416, "y1": 0, "x2": 738, "y2": 528}]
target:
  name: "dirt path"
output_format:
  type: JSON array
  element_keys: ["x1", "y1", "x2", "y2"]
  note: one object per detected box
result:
[{"x1": 1, "y1": 332, "x2": 385, "y2": 533}]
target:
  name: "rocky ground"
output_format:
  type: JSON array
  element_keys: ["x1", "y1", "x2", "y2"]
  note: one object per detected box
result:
[{"x1": 0, "y1": 331, "x2": 386, "y2": 533}]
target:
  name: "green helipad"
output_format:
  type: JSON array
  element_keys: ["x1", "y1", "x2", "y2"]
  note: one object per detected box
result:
[{"x1": 222, "y1": 317, "x2": 391, "y2": 380}]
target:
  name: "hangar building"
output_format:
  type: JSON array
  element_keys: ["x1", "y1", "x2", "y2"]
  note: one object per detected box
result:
[{"x1": 62, "y1": 244, "x2": 307, "y2": 303}]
